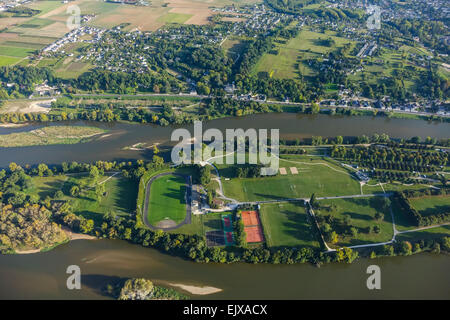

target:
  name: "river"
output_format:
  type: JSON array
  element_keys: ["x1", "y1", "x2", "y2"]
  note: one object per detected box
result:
[
  {"x1": 0, "y1": 113, "x2": 449, "y2": 167},
  {"x1": 0, "y1": 113, "x2": 449, "y2": 299},
  {"x1": 0, "y1": 240, "x2": 448, "y2": 299}
]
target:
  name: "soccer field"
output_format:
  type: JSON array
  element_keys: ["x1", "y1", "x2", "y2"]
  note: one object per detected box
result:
[
  {"x1": 220, "y1": 157, "x2": 360, "y2": 202},
  {"x1": 147, "y1": 174, "x2": 187, "y2": 225}
]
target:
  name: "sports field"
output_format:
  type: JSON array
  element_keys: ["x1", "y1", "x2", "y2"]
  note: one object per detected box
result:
[
  {"x1": 316, "y1": 197, "x2": 394, "y2": 247},
  {"x1": 147, "y1": 173, "x2": 187, "y2": 226},
  {"x1": 220, "y1": 157, "x2": 360, "y2": 202},
  {"x1": 253, "y1": 28, "x2": 356, "y2": 79},
  {"x1": 241, "y1": 210, "x2": 264, "y2": 243},
  {"x1": 259, "y1": 202, "x2": 320, "y2": 248}
]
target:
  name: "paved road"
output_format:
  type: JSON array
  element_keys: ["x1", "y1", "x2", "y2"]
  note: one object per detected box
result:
[
  {"x1": 14, "y1": 93, "x2": 447, "y2": 118},
  {"x1": 142, "y1": 172, "x2": 192, "y2": 231}
]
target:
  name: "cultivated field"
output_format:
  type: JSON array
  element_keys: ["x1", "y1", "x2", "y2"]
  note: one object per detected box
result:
[
  {"x1": 259, "y1": 202, "x2": 320, "y2": 248},
  {"x1": 253, "y1": 28, "x2": 356, "y2": 79}
]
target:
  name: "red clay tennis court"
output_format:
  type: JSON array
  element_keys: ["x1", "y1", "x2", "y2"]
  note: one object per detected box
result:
[
  {"x1": 244, "y1": 226, "x2": 264, "y2": 243},
  {"x1": 241, "y1": 210, "x2": 264, "y2": 243},
  {"x1": 241, "y1": 211, "x2": 260, "y2": 226}
]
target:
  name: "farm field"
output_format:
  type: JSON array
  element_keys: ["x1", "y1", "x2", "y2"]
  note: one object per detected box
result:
[
  {"x1": 259, "y1": 202, "x2": 320, "y2": 248},
  {"x1": 25, "y1": 173, "x2": 137, "y2": 224},
  {"x1": 316, "y1": 196, "x2": 394, "y2": 247},
  {"x1": 147, "y1": 174, "x2": 187, "y2": 226},
  {"x1": 219, "y1": 156, "x2": 360, "y2": 202},
  {"x1": 253, "y1": 28, "x2": 356, "y2": 79}
]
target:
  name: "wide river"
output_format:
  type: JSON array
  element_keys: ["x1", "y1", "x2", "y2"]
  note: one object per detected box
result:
[{"x1": 0, "y1": 113, "x2": 449, "y2": 299}]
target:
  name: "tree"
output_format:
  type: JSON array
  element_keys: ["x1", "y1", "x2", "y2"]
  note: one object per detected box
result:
[
  {"x1": 70, "y1": 185, "x2": 80, "y2": 197},
  {"x1": 89, "y1": 166, "x2": 99, "y2": 180},
  {"x1": 374, "y1": 212, "x2": 383, "y2": 221},
  {"x1": 9, "y1": 162, "x2": 18, "y2": 172},
  {"x1": 119, "y1": 278, "x2": 154, "y2": 300},
  {"x1": 309, "y1": 193, "x2": 318, "y2": 208},
  {"x1": 310, "y1": 103, "x2": 320, "y2": 114},
  {"x1": 336, "y1": 136, "x2": 343, "y2": 144}
]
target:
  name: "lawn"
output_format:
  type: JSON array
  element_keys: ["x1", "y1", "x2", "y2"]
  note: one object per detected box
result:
[
  {"x1": 171, "y1": 212, "x2": 223, "y2": 236},
  {"x1": 396, "y1": 225, "x2": 450, "y2": 242},
  {"x1": 147, "y1": 174, "x2": 187, "y2": 225},
  {"x1": 409, "y1": 196, "x2": 450, "y2": 217},
  {"x1": 259, "y1": 202, "x2": 320, "y2": 248},
  {"x1": 219, "y1": 156, "x2": 360, "y2": 202},
  {"x1": 71, "y1": 175, "x2": 137, "y2": 223},
  {"x1": 316, "y1": 196, "x2": 394, "y2": 247}
]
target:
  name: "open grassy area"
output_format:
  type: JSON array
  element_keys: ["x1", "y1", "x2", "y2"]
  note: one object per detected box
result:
[
  {"x1": 219, "y1": 156, "x2": 360, "y2": 202},
  {"x1": 259, "y1": 202, "x2": 320, "y2": 248},
  {"x1": 396, "y1": 225, "x2": 450, "y2": 242},
  {"x1": 0, "y1": 126, "x2": 106, "y2": 147},
  {"x1": 409, "y1": 195, "x2": 450, "y2": 217},
  {"x1": 316, "y1": 196, "x2": 394, "y2": 247},
  {"x1": 147, "y1": 174, "x2": 187, "y2": 225},
  {"x1": 253, "y1": 28, "x2": 355, "y2": 79},
  {"x1": 25, "y1": 173, "x2": 138, "y2": 225},
  {"x1": 171, "y1": 212, "x2": 223, "y2": 236}
]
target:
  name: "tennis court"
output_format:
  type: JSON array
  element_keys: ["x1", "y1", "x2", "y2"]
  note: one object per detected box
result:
[
  {"x1": 244, "y1": 226, "x2": 265, "y2": 243},
  {"x1": 222, "y1": 213, "x2": 235, "y2": 245},
  {"x1": 206, "y1": 230, "x2": 225, "y2": 247},
  {"x1": 241, "y1": 210, "x2": 260, "y2": 226}
]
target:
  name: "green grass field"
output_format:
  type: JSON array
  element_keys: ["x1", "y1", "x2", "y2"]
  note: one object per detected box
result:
[
  {"x1": 253, "y1": 28, "x2": 355, "y2": 79},
  {"x1": 396, "y1": 225, "x2": 450, "y2": 242},
  {"x1": 409, "y1": 196, "x2": 450, "y2": 217},
  {"x1": 25, "y1": 173, "x2": 138, "y2": 224},
  {"x1": 316, "y1": 196, "x2": 394, "y2": 247},
  {"x1": 0, "y1": 55, "x2": 22, "y2": 66},
  {"x1": 171, "y1": 212, "x2": 223, "y2": 236},
  {"x1": 158, "y1": 12, "x2": 193, "y2": 24},
  {"x1": 147, "y1": 174, "x2": 187, "y2": 225},
  {"x1": 259, "y1": 202, "x2": 320, "y2": 248},
  {"x1": 219, "y1": 156, "x2": 360, "y2": 202},
  {"x1": 0, "y1": 45, "x2": 35, "y2": 58}
]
